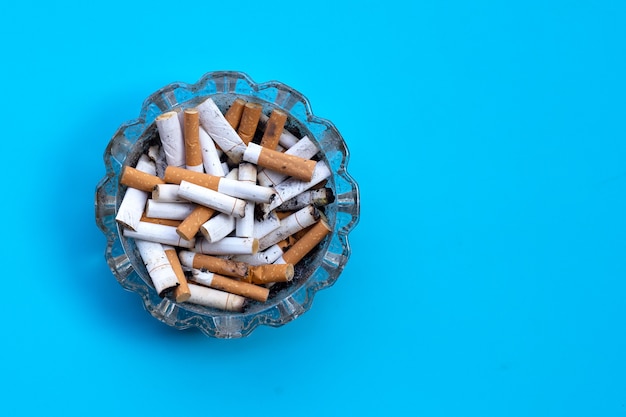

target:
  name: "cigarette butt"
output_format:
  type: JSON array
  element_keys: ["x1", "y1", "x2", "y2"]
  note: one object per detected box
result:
[
  {"x1": 248, "y1": 263, "x2": 294, "y2": 284},
  {"x1": 178, "y1": 250, "x2": 249, "y2": 279},
  {"x1": 243, "y1": 142, "x2": 316, "y2": 182},
  {"x1": 164, "y1": 166, "x2": 220, "y2": 190},
  {"x1": 198, "y1": 126, "x2": 225, "y2": 176},
  {"x1": 191, "y1": 269, "x2": 269, "y2": 303},
  {"x1": 116, "y1": 156, "x2": 156, "y2": 231},
  {"x1": 184, "y1": 109, "x2": 203, "y2": 171},
  {"x1": 224, "y1": 98, "x2": 246, "y2": 130},
  {"x1": 167, "y1": 166, "x2": 274, "y2": 203},
  {"x1": 124, "y1": 221, "x2": 196, "y2": 248},
  {"x1": 276, "y1": 187, "x2": 335, "y2": 211},
  {"x1": 176, "y1": 205, "x2": 216, "y2": 240},
  {"x1": 140, "y1": 215, "x2": 182, "y2": 228},
  {"x1": 266, "y1": 160, "x2": 332, "y2": 213},
  {"x1": 145, "y1": 200, "x2": 196, "y2": 220},
  {"x1": 256, "y1": 136, "x2": 319, "y2": 187},
  {"x1": 135, "y1": 239, "x2": 179, "y2": 297},
  {"x1": 164, "y1": 246, "x2": 191, "y2": 303},
  {"x1": 186, "y1": 283, "x2": 246, "y2": 311},
  {"x1": 120, "y1": 166, "x2": 165, "y2": 192},
  {"x1": 237, "y1": 102, "x2": 263, "y2": 145},
  {"x1": 258, "y1": 205, "x2": 319, "y2": 251},
  {"x1": 212, "y1": 274, "x2": 269, "y2": 302},
  {"x1": 259, "y1": 109, "x2": 288, "y2": 150},
  {"x1": 177, "y1": 181, "x2": 247, "y2": 219},
  {"x1": 279, "y1": 219, "x2": 332, "y2": 265},
  {"x1": 216, "y1": 176, "x2": 276, "y2": 203},
  {"x1": 258, "y1": 113, "x2": 300, "y2": 149},
  {"x1": 156, "y1": 111, "x2": 186, "y2": 168}
]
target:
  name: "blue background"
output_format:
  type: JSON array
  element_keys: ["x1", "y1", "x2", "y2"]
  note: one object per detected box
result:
[{"x1": 2, "y1": 1, "x2": 625, "y2": 416}]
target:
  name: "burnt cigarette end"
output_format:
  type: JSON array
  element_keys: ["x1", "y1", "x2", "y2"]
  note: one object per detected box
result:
[
  {"x1": 311, "y1": 207, "x2": 321, "y2": 221},
  {"x1": 323, "y1": 188, "x2": 335, "y2": 205},
  {"x1": 159, "y1": 283, "x2": 179, "y2": 299},
  {"x1": 254, "y1": 204, "x2": 267, "y2": 222}
]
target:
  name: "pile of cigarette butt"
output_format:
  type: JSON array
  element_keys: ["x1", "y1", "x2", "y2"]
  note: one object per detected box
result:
[{"x1": 115, "y1": 97, "x2": 334, "y2": 312}]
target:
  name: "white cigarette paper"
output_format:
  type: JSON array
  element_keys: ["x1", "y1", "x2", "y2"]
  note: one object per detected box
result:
[
  {"x1": 258, "y1": 205, "x2": 319, "y2": 251},
  {"x1": 224, "y1": 166, "x2": 239, "y2": 181},
  {"x1": 116, "y1": 155, "x2": 155, "y2": 231},
  {"x1": 195, "y1": 237, "x2": 259, "y2": 255},
  {"x1": 152, "y1": 184, "x2": 185, "y2": 203},
  {"x1": 124, "y1": 221, "x2": 196, "y2": 248},
  {"x1": 155, "y1": 111, "x2": 186, "y2": 168},
  {"x1": 177, "y1": 180, "x2": 247, "y2": 218},
  {"x1": 145, "y1": 200, "x2": 196, "y2": 220},
  {"x1": 215, "y1": 177, "x2": 276, "y2": 204},
  {"x1": 257, "y1": 136, "x2": 318, "y2": 187},
  {"x1": 196, "y1": 97, "x2": 247, "y2": 164},
  {"x1": 186, "y1": 282, "x2": 245, "y2": 312},
  {"x1": 251, "y1": 210, "x2": 281, "y2": 239},
  {"x1": 135, "y1": 239, "x2": 180, "y2": 296},
  {"x1": 188, "y1": 268, "x2": 216, "y2": 287},
  {"x1": 198, "y1": 126, "x2": 225, "y2": 176},
  {"x1": 200, "y1": 212, "x2": 236, "y2": 243}
]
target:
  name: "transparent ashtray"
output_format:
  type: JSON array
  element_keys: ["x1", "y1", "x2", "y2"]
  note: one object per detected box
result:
[{"x1": 95, "y1": 70, "x2": 360, "y2": 338}]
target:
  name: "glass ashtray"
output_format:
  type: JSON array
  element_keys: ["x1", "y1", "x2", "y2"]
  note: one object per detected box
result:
[{"x1": 95, "y1": 70, "x2": 360, "y2": 338}]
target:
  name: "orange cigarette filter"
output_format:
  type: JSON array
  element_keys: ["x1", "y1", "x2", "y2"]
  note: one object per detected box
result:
[
  {"x1": 191, "y1": 253, "x2": 249, "y2": 279},
  {"x1": 120, "y1": 166, "x2": 165, "y2": 192},
  {"x1": 257, "y1": 147, "x2": 317, "y2": 182},
  {"x1": 209, "y1": 274, "x2": 269, "y2": 303},
  {"x1": 260, "y1": 109, "x2": 288, "y2": 150},
  {"x1": 140, "y1": 215, "x2": 182, "y2": 228},
  {"x1": 184, "y1": 109, "x2": 202, "y2": 167},
  {"x1": 276, "y1": 239, "x2": 291, "y2": 250},
  {"x1": 248, "y1": 263, "x2": 294, "y2": 284},
  {"x1": 164, "y1": 166, "x2": 221, "y2": 190},
  {"x1": 274, "y1": 210, "x2": 294, "y2": 220},
  {"x1": 224, "y1": 98, "x2": 247, "y2": 130},
  {"x1": 281, "y1": 219, "x2": 332, "y2": 265},
  {"x1": 165, "y1": 248, "x2": 191, "y2": 303},
  {"x1": 176, "y1": 205, "x2": 216, "y2": 240},
  {"x1": 237, "y1": 102, "x2": 263, "y2": 144}
]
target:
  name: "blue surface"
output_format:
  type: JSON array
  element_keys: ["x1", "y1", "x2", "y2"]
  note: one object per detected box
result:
[{"x1": 2, "y1": 1, "x2": 626, "y2": 416}]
